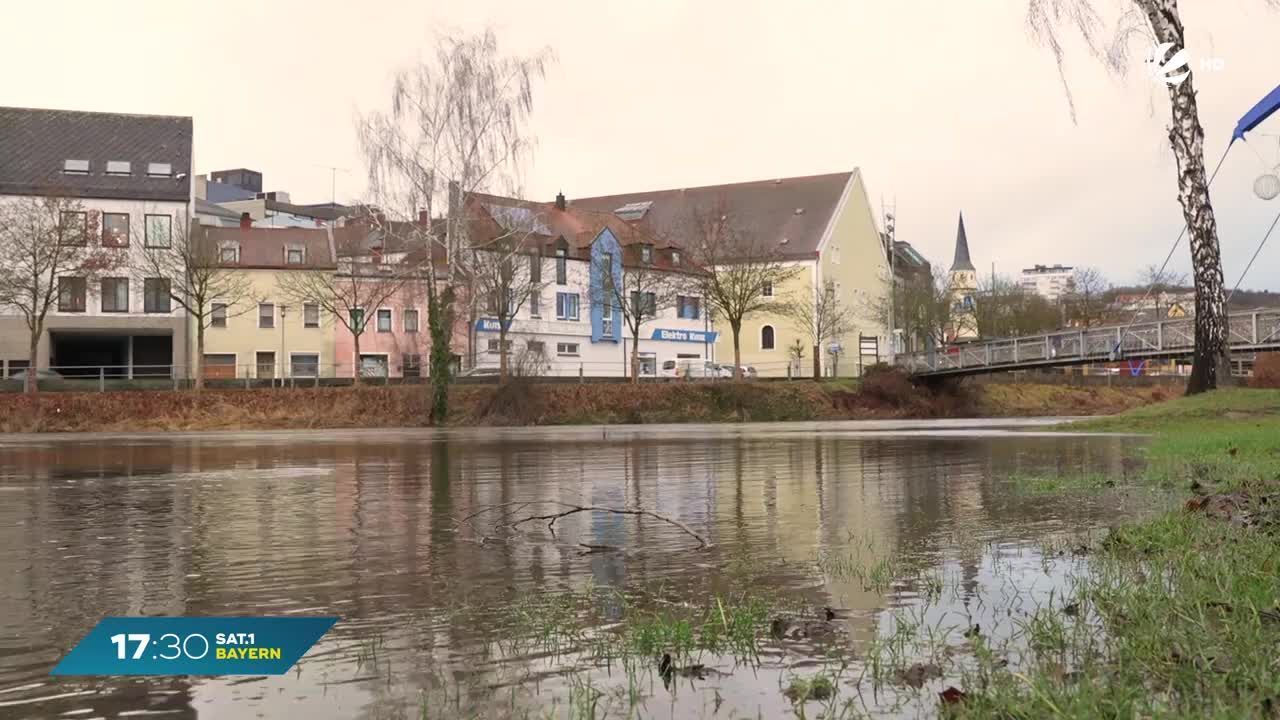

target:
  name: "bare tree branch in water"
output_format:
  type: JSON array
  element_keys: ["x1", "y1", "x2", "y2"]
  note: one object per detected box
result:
[{"x1": 455, "y1": 501, "x2": 712, "y2": 551}]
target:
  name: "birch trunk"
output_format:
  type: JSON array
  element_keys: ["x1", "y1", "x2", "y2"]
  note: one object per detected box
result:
[{"x1": 1140, "y1": 0, "x2": 1233, "y2": 394}]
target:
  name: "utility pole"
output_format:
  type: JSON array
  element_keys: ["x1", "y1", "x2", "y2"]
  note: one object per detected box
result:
[
  {"x1": 882, "y1": 198, "x2": 897, "y2": 363},
  {"x1": 280, "y1": 304, "x2": 288, "y2": 388}
]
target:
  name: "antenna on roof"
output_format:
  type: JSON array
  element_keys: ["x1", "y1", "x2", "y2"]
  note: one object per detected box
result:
[{"x1": 314, "y1": 164, "x2": 350, "y2": 207}]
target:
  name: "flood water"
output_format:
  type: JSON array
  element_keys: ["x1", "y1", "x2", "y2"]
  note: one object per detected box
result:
[{"x1": 0, "y1": 420, "x2": 1163, "y2": 719}]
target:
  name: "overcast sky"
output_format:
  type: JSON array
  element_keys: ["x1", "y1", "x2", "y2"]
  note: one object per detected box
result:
[{"x1": 5, "y1": 1, "x2": 1280, "y2": 289}]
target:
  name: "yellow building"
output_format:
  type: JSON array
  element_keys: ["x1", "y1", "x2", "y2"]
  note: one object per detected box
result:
[
  {"x1": 191, "y1": 227, "x2": 338, "y2": 379},
  {"x1": 571, "y1": 170, "x2": 892, "y2": 378}
]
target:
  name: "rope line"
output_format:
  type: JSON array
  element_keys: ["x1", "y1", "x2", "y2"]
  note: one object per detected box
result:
[{"x1": 1227, "y1": 208, "x2": 1280, "y2": 303}]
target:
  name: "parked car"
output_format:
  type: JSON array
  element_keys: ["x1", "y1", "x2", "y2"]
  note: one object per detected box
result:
[
  {"x1": 9, "y1": 369, "x2": 63, "y2": 382},
  {"x1": 668, "y1": 359, "x2": 719, "y2": 378}
]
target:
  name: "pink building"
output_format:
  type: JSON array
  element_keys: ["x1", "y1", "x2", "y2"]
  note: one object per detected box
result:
[{"x1": 333, "y1": 280, "x2": 432, "y2": 378}]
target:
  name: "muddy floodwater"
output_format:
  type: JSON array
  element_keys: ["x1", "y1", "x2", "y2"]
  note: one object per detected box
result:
[{"x1": 0, "y1": 420, "x2": 1166, "y2": 719}]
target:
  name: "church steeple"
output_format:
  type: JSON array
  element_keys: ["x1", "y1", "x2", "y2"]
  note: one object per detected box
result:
[{"x1": 951, "y1": 212, "x2": 975, "y2": 273}]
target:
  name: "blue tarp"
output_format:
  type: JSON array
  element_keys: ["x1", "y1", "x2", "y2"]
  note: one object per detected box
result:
[{"x1": 1233, "y1": 84, "x2": 1280, "y2": 141}]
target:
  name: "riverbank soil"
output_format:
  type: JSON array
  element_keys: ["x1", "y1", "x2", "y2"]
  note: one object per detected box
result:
[
  {"x1": 0, "y1": 375, "x2": 1166, "y2": 433},
  {"x1": 957, "y1": 388, "x2": 1280, "y2": 717}
]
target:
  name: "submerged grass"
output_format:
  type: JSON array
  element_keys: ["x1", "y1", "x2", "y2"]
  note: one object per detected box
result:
[{"x1": 951, "y1": 389, "x2": 1280, "y2": 717}]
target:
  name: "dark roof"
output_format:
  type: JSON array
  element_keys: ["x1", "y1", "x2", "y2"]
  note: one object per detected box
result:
[
  {"x1": 195, "y1": 197, "x2": 241, "y2": 220},
  {"x1": 951, "y1": 213, "x2": 975, "y2": 272},
  {"x1": 893, "y1": 240, "x2": 930, "y2": 270},
  {"x1": 203, "y1": 226, "x2": 336, "y2": 269},
  {"x1": 266, "y1": 199, "x2": 350, "y2": 221},
  {"x1": 0, "y1": 106, "x2": 192, "y2": 201},
  {"x1": 568, "y1": 171, "x2": 854, "y2": 261}
]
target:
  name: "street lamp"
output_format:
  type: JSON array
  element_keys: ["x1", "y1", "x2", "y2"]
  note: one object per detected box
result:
[{"x1": 280, "y1": 304, "x2": 288, "y2": 388}]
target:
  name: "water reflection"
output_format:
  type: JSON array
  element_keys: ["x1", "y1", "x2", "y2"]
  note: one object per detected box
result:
[{"x1": 0, "y1": 422, "x2": 1151, "y2": 718}]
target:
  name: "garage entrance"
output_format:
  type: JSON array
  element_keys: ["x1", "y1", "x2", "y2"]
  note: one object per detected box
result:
[{"x1": 50, "y1": 332, "x2": 173, "y2": 378}]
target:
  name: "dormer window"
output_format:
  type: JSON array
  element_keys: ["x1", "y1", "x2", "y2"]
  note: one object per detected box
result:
[
  {"x1": 63, "y1": 159, "x2": 90, "y2": 175},
  {"x1": 147, "y1": 162, "x2": 172, "y2": 177},
  {"x1": 286, "y1": 246, "x2": 306, "y2": 265},
  {"x1": 219, "y1": 244, "x2": 240, "y2": 263},
  {"x1": 106, "y1": 161, "x2": 131, "y2": 176},
  {"x1": 640, "y1": 245, "x2": 653, "y2": 264}
]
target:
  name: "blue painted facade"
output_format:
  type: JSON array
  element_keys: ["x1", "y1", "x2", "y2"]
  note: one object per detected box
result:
[{"x1": 588, "y1": 228, "x2": 622, "y2": 344}]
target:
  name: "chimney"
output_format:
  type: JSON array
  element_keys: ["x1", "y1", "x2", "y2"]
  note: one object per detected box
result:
[
  {"x1": 419, "y1": 210, "x2": 430, "y2": 225},
  {"x1": 555, "y1": 191, "x2": 566, "y2": 211},
  {"x1": 239, "y1": 212, "x2": 252, "y2": 230}
]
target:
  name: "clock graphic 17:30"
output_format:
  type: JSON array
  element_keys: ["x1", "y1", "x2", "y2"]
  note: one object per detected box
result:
[{"x1": 111, "y1": 633, "x2": 211, "y2": 660}]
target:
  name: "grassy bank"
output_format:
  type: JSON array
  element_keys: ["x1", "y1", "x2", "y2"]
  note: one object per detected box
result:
[
  {"x1": 958, "y1": 389, "x2": 1280, "y2": 717},
  {"x1": 0, "y1": 375, "x2": 1165, "y2": 433}
]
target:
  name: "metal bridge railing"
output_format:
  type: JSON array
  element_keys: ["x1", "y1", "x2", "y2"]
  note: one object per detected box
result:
[{"x1": 896, "y1": 309, "x2": 1280, "y2": 375}]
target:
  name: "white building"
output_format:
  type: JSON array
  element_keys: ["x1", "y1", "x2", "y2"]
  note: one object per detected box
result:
[
  {"x1": 0, "y1": 107, "x2": 193, "y2": 378},
  {"x1": 1020, "y1": 264, "x2": 1074, "y2": 302}
]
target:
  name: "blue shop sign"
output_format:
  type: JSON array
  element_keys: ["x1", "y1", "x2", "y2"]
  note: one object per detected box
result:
[
  {"x1": 475, "y1": 318, "x2": 508, "y2": 332},
  {"x1": 651, "y1": 328, "x2": 717, "y2": 343}
]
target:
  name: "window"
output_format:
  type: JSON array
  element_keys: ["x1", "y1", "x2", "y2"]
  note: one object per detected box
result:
[
  {"x1": 359, "y1": 355, "x2": 389, "y2": 378},
  {"x1": 291, "y1": 353, "x2": 320, "y2": 378},
  {"x1": 762, "y1": 281, "x2": 774, "y2": 298},
  {"x1": 376, "y1": 308, "x2": 392, "y2": 332},
  {"x1": 59, "y1": 211, "x2": 87, "y2": 245},
  {"x1": 256, "y1": 351, "x2": 276, "y2": 379},
  {"x1": 403, "y1": 308, "x2": 418, "y2": 333},
  {"x1": 101, "y1": 277, "x2": 129, "y2": 312},
  {"x1": 286, "y1": 246, "x2": 306, "y2": 265},
  {"x1": 529, "y1": 254, "x2": 541, "y2": 283},
  {"x1": 211, "y1": 303, "x2": 227, "y2": 328},
  {"x1": 304, "y1": 303, "x2": 320, "y2": 328},
  {"x1": 58, "y1": 277, "x2": 86, "y2": 312},
  {"x1": 486, "y1": 338, "x2": 513, "y2": 354},
  {"x1": 529, "y1": 290, "x2": 541, "y2": 317},
  {"x1": 350, "y1": 308, "x2": 365, "y2": 332},
  {"x1": 527, "y1": 340, "x2": 545, "y2": 354},
  {"x1": 672, "y1": 250, "x2": 681, "y2": 265},
  {"x1": 102, "y1": 213, "x2": 129, "y2": 247},
  {"x1": 63, "y1": 159, "x2": 89, "y2": 175},
  {"x1": 147, "y1": 162, "x2": 172, "y2": 177},
  {"x1": 105, "y1": 161, "x2": 131, "y2": 176},
  {"x1": 631, "y1": 290, "x2": 656, "y2": 317},
  {"x1": 259, "y1": 303, "x2": 275, "y2": 328},
  {"x1": 557, "y1": 342, "x2": 580, "y2": 356},
  {"x1": 219, "y1": 244, "x2": 239, "y2": 263},
  {"x1": 761, "y1": 324, "x2": 776, "y2": 350},
  {"x1": 145, "y1": 214, "x2": 171, "y2": 248},
  {"x1": 555, "y1": 246, "x2": 568, "y2": 284},
  {"x1": 142, "y1": 278, "x2": 170, "y2": 313},
  {"x1": 556, "y1": 292, "x2": 580, "y2": 320},
  {"x1": 678, "y1": 295, "x2": 701, "y2": 320},
  {"x1": 640, "y1": 245, "x2": 653, "y2": 264},
  {"x1": 403, "y1": 353, "x2": 422, "y2": 378},
  {"x1": 601, "y1": 299, "x2": 614, "y2": 336},
  {"x1": 7, "y1": 360, "x2": 31, "y2": 377}
]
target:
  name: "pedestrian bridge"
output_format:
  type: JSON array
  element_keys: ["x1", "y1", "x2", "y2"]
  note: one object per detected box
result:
[{"x1": 895, "y1": 309, "x2": 1280, "y2": 377}]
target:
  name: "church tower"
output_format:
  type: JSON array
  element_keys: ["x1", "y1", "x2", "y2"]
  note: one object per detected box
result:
[{"x1": 948, "y1": 213, "x2": 978, "y2": 341}]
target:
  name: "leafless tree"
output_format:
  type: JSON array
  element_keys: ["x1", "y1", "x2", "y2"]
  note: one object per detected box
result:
[
  {"x1": 133, "y1": 215, "x2": 255, "y2": 389},
  {"x1": 687, "y1": 200, "x2": 800, "y2": 379},
  {"x1": 0, "y1": 196, "x2": 119, "y2": 393},
  {"x1": 358, "y1": 28, "x2": 551, "y2": 421},
  {"x1": 590, "y1": 250, "x2": 696, "y2": 382},
  {"x1": 1065, "y1": 266, "x2": 1110, "y2": 328},
  {"x1": 471, "y1": 233, "x2": 547, "y2": 381},
  {"x1": 275, "y1": 241, "x2": 421, "y2": 385},
  {"x1": 784, "y1": 281, "x2": 855, "y2": 379},
  {"x1": 871, "y1": 266, "x2": 956, "y2": 354},
  {"x1": 1140, "y1": 262, "x2": 1189, "y2": 319},
  {"x1": 975, "y1": 274, "x2": 1062, "y2": 337},
  {"x1": 1027, "y1": 0, "x2": 1277, "y2": 392}
]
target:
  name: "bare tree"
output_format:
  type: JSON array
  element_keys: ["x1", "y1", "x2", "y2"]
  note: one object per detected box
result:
[
  {"x1": 687, "y1": 200, "x2": 800, "y2": 379},
  {"x1": 358, "y1": 28, "x2": 551, "y2": 422},
  {"x1": 0, "y1": 196, "x2": 118, "y2": 393},
  {"x1": 134, "y1": 216, "x2": 255, "y2": 390},
  {"x1": 471, "y1": 234, "x2": 546, "y2": 381},
  {"x1": 1140, "y1": 262, "x2": 1189, "y2": 320},
  {"x1": 784, "y1": 281, "x2": 855, "y2": 379},
  {"x1": 975, "y1": 274, "x2": 1061, "y2": 337},
  {"x1": 276, "y1": 241, "x2": 421, "y2": 385},
  {"x1": 1064, "y1": 266, "x2": 1109, "y2": 328},
  {"x1": 872, "y1": 266, "x2": 956, "y2": 353},
  {"x1": 1027, "y1": 0, "x2": 1277, "y2": 392},
  {"x1": 590, "y1": 251, "x2": 694, "y2": 382}
]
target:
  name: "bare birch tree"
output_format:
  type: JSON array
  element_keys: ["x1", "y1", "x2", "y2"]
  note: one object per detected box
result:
[
  {"x1": 590, "y1": 251, "x2": 694, "y2": 382},
  {"x1": 687, "y1": 200, "x2": 800, "y2": 380},
  {"x1": 1028, "y1": 0, "x2": 1277, "y2": 392},
  {"x1": 133, "y1": 215, "x2": 255, "y2": 389},
  {"x1": 0, "y1": 196, "x2": 118, "y2": 393},
  {"x1": 784, "y1": 280, "x2": 855, "y2": 379},
  {"x1": 357, "y1": 28, "x2": 551, "y2": 421}
]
